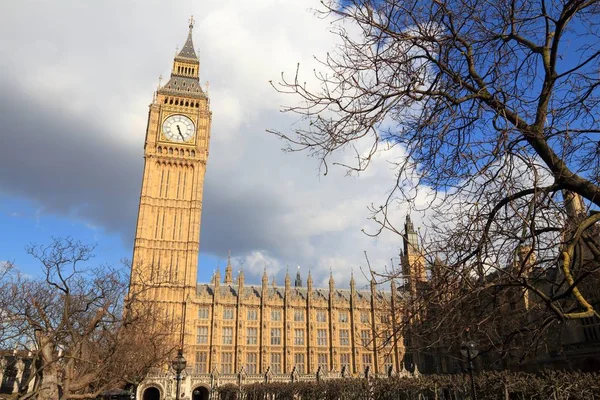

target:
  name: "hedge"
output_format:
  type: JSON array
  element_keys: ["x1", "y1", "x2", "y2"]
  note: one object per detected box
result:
[{"x1": 216, "y1": 371, "x2": 600, "y2": 400}]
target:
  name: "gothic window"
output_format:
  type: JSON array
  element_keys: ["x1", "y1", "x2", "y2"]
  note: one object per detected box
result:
[
  {"x1": 164, "y1": 97, "x2": 168, "y2": 104},
  {"x1": 185, "y1": 101, "x2": 189, "y2": 107},
  {"x1": 196, "y1": 326, "x2": 208, "y2": 344},
  {"x1": 195, "y1": 351, "x2": 207, "y2": 374},
  {"x1": 169, "y1": 98, "x2": 173, "y2": 104},
  {"x1": 195, "y1": 102, "x2": 199, "y2": 108},
  {"x1": 246, "y1": 353, "x2": 257, "y2": 374},
  {"x1": 318, "y1": 353, "x2": 328, "y2": 371},
  {"x1": 316, "y1": 311, "x2": 326, "y2": 322},
  {"x1": 338, "y1": 312, "x2": 348, "y2": 323},
  {"x1": 340, "y1": 353, "x2": 350, "y2": 369},
  {"x1": 339, "y1": 329, "x2": 349, "y2": 346},
  {"x1": 247, "y1": 309, "x2": 257, "y2": 321},
  {"x1": 294, "y1": 329, "x2": 304, "y2": 345},
  {"x1": 362, "y1": 354, "x2": 372, "y2": 369},
  {"x1": 221, "y1": 352, "x2": 232, "y2": 374},
  {"x1": 271, "y1": 328, "x2": 281, "y2": 345},
  {"x1": 317, "y1": 329, "x2": 327, "y2": 346},
  {"x1": 270, "y1": 353, "x2": 281, "y2": 374},
  {"x1": 191, "y1": 150, "x2": 196, "y2": 157},
  {"x1": 175, "y1": 99, "x2": 179, "y2": 105},
  {"x1": 384, "y1": 354, "x2": 393, "y2": 372},
  {"x1": 360, "y1": 312, "x2": 369, "y2": 324},
  {"x1": 223, "y1": 308, "x2": 234, "y2": 320},
  {"x1": 294, "y1": 353, "x2": 305, "y2": 374},
  {"x1": 222, "y1": 327, "x2": 233, "y2": 344},
  {"x1": 271, "y1": 309, "x2": 281, "y2": 321},
  {"x1": 246, "y1": 327, "x2": 257, "y2": 345},
  {"x1": 361, "y1": 330, "x2": 370, "y2": 347},
  {"x1": 294, "y1": 310, "x2": 304, "y2": 322}
]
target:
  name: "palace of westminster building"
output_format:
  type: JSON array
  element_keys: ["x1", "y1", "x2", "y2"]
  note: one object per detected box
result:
[{"x1": 125, "y1": 18, "x2": 426, "y2": 400}]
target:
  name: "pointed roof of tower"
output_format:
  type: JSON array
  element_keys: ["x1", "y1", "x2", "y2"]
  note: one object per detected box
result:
[
  {"x1": 176, "y1": 16, "x2": 198, "y2": 61},
  {"x1": 262, "y1": 267, "x2": 268, "y2": 285},
  {"x1": 295, "y1": 265, "x2": 303, "y2": 287},
  {"x1": 158, "y1": 17, "x2": 205, "y2": 99},
  {"x1": 224, "y1": 250, "x2": 233, "y2": 285},
  {"x1": 405, "y1": 214, "x2": 415, "y2": 233},
  {"x1": 285, "y1": 267, "x2": 291, "y2": 287}
]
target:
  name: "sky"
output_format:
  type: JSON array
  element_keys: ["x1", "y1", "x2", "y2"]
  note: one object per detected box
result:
[{"x1": 0, "y1": 0, "x2": 421, "y2": 289}]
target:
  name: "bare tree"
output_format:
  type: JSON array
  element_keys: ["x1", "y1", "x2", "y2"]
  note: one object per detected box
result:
[
  {"x1": 270, "y1": 0, "x2": 600, "y2": 363},
  {"x1": 0, "y1": 238, "x2": 176, "y2": 399}
]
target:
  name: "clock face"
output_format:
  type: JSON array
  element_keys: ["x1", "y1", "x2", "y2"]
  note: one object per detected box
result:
[{"x1": 162, "y1": 114, "x2": 195, "y2": 143}]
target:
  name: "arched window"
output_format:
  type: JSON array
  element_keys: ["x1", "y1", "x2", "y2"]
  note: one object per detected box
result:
[
  {"x1": 186, "y1": 149, "x2": 190, "y2": 156},
  {"x1": 185, "y1": 101, "x2": 189, "y2": 107},
  {"x1": 178, "y1": 66, "x2": 181, "y2": 73},
  {"x1": 158, "y1": 147, "x2": 162, "y2": 153},
  {"x1": 169, "y1": 98, "x2": 173, "y2": 105},
  {"x1": 191, "y1": 150, "x2": 196, "y2": 157},
  {"x1": 195, "y1": 102, "x2": 199, "y2": 108},
  {"x1": 175, "y1": 99, "x2": 179, "y2": 105},
  {"x1": 164, "y1": 97, "x2": 168, "y2": 104},
  {"x1": 169, "y1": 148, "x2": 173, "y2": 154}
]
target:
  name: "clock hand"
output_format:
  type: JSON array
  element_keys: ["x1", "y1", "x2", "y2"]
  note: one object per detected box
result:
[{"x1": 176, "y1": 125, "x2": 185, "y2": 140}]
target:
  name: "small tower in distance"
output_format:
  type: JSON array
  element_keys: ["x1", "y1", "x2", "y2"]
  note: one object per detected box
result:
[{"x1": 401, "y1": 215, "x2": 427, "y2": 292}]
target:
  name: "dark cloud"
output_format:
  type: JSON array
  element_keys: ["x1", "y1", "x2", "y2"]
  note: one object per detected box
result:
[{"x1": 0, "y1": 81, "x2": 141, "y2": 243}]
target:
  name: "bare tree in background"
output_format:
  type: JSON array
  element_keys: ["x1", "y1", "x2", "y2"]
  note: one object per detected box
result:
[
  {"x1": 0, "y1": 238, "x2": 176, "y2": 399},
  {"x1": 271, "y1": 0, "x2": 600, "y2": 363}
]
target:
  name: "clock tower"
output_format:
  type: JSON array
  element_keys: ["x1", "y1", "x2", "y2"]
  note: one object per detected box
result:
[{"x1": 130, "y1": 17, "x2": 211, "y2": 344}]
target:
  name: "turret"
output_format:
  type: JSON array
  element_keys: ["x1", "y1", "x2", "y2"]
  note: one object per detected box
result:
[
  {"x1": 329, "y1": 269, "x2": 335, "y2": 293},
  {"x1": 401, "y1": 214, "x2": 427, "y2": 288},
  {"x1": 307, "y1": 270, "x2": 313, "y2": 292},
  {"x1": 295, "y1": 266, "x2": 303, "y2": 287},
  {"x1": 238, "y1": 269, "x2": 244, "y2": 291},
  {"x1": 214, "y1": 268, "x2": 221, "y2": 289},
  {"x1": 285, "y1": 268, "x2": 291, "y2": 291},
  {"x1": 224, "y1": 251, "x2": 233, "y2": 285},
  {"x1": 262, "y1": 267, "x2": 268, "y2": 292}
]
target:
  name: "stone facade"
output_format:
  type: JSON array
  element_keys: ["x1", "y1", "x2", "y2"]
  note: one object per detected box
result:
[{"x1": 131, "y1": 20, "x2": 427, "y2": 400}]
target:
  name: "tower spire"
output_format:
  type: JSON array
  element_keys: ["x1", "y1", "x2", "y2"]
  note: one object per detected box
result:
[
  {"x1": 159, "y1": 18, "x2": 204, "y2": 98},
  {"x1": 224, "y1": 250, "x2": 233, "y2": 285},
  {"x1": 177, "y1": 16, "x2": 198, "y2": 61},
  {"x1": 295, "y1": 265, "x2": 302, "y2": 287}
]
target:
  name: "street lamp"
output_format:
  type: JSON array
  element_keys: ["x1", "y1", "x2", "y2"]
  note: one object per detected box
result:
[
  {"x1": 460, "y1": 341, "x2": 478, "y2": 400},
  {"x1": 171, "y1": 349, "x2": 187, "y2": 400}
]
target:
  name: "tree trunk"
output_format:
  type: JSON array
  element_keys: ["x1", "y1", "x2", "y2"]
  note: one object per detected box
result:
[{"x1": 37, "y1": 332, "x2": 60, "y2": 400}]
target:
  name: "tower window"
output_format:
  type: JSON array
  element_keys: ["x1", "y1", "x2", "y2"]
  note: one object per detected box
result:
[
  {"x1": 178, "y1": 66, "x2": 181, "y2": 73},
  {"x1": 175, "y1": 99, "x2": 179, "y2": 105},
  {"x1": 185, "y1": 101, "x2": 189, "y2": 107},
  {"x1": 191, "y1": 150, "x2": 196, "y2": 157},
  {"x1": 164, "y1": 97, "x2": 168, "y2": 104},
  {"x1": 169, "y1": 148, "x2": 173, "y2": 155},
  {"x1": 195, "y1": 102, "x2": 199, "y2": 108},
  {"x1": 169, "y1": 98, "x2": 173, "y2": 105}
]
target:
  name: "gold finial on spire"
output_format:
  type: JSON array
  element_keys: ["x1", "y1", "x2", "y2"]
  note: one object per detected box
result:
[{"x1": 189, "y1": 15, "x2": 195, "y2": 29}]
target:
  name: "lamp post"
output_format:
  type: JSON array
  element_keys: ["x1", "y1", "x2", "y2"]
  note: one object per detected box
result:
[
  {"x1": 460, "y1": 341, "x2": 478, "y2": 400},
  {"x1": 171, "y1": 349, "x2": 187, "y2": 400}
]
